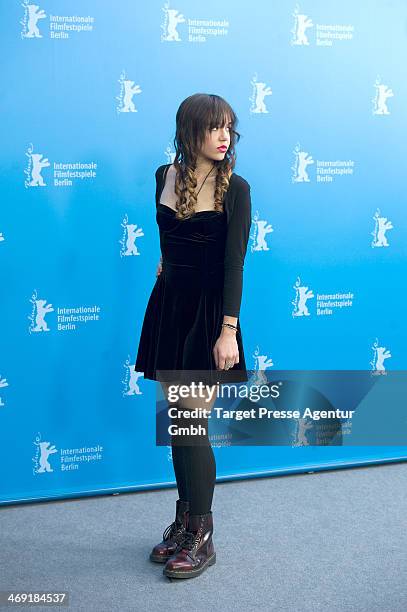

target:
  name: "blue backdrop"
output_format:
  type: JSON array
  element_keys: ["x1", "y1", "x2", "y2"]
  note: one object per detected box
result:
[{"x1": 1, "y1": 1, "x2": 406, "y2": 505}]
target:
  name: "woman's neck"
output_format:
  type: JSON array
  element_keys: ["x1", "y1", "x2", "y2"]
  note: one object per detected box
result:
[{"x1": 195, "y1": 156, "x2": 216, "y2": 179}]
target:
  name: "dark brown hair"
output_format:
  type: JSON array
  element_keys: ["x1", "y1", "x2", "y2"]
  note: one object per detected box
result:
[{"x1": 172, "y1": 93, "x2": 241, "y2": 219}]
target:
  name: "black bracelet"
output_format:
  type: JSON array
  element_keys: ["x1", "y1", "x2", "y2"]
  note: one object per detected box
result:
[{"x1": 222, "y1": 322, "x2": 239, "y2": 333}]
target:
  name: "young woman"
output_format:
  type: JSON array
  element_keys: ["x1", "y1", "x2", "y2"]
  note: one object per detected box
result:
[{"x1": 134, "y1": 93, "x2": 252, "y2": 579}]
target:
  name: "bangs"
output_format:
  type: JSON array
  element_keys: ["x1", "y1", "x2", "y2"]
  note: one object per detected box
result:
[{"x1": 206, "y1": 99, "x2": 235, "y2": 130}]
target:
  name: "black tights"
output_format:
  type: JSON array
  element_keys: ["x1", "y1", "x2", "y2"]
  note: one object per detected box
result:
[{"x1": 169, "y1": 399, "x2": 216, "y2": 516}]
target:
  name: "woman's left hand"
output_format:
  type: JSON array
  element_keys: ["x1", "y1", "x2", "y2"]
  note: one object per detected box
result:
[{"x1": 213, "y1": 328, "x2": 239, "y2": 370}]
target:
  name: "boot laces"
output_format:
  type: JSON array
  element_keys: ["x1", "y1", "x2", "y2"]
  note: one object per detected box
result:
[
  {"x1": 163, "y1": 520, "x2": 185, "y2": 542},
  {"x1": 181, "y1": 529, "x2": 201, "y2": 551}
]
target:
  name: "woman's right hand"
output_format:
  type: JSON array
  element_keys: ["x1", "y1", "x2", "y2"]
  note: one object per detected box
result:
[{"x1": 156, "y1": 257, "x2": 163, "y2": 278}]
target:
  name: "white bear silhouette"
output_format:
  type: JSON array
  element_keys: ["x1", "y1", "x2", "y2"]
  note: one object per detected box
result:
[
  {"x1": 294, "y1": 286, "x2": 314, "y2": 316},
  {"x1": 374, "y1": 347, "x2": 391, "y2": 371},
  {"x1": 29, "y1": 153, "x2": 50, "y2": 187},
  {"x1": 295, "y1": 151, "x2": 314, "y2": 182},
  {"x1": 253, "y1": 220, "x2": 273, "y2": 251},
  {"x1": 32, "y1": 299, "x2": 54, "y2": 332},
  {"x1": 164, "y1": 9, "x2": 185, "y2": 41},
  {"x1": 125, "y1": 224, "x2": 144, "y2": 256},
  {"x1": 295, "y1": 14, "x2": 313, "y2": 45},
  {"x1": 0, "y1": 374, "x2": 8, "y2": 407},
  {"x1": 251, "y1": 353, "x2": 274, "y2": 386},
  {"x1": 256, "y1": 354, "x2": 274, "y2": 371},
  {"x1": 24, "y1": 4, "x2": 46, "y2": 38},
  {"x1": 375, "y1": 85, "x2": 393, "y2": 115},
  {"x1": 126, "y1": 366, "x2": 143, "y2": 395},
  {"x1": 120, "y1": 80, "x2": 142, "y2": 113},
  {"x1": 38, "y1": 441, "x2": 57, "y2": 473},
  {"x1": 253, "y1": 83, "x2": 272, "y2": 113},
  {"x1": 294, "y1": 419, "x2": 313, "y2": 446},
  {"x1": 374, "y1": 216, "x2": 393, "y2": 247}
]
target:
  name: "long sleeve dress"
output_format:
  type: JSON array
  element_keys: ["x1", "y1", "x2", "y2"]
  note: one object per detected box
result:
[{"x1": 134, "y1": 163, "x2": 252, "y2": 385}]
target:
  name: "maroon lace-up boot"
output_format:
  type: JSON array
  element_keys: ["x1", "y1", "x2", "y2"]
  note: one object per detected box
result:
[
  {"x1": 149, "y1": 499, "x2": 189, "y2": 563},
  {"x1": 163, "y1": 510, "x2": 216, "y2": 579}
]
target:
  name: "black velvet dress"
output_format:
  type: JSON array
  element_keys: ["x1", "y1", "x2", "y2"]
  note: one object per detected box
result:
[{"x1": 134, "y1": 164, "x2": 251, "y2": 386}]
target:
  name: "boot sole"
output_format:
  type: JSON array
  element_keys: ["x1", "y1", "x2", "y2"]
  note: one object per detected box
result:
[
  {"x1": 150, "y1": 553, "x2": 174, "y2": 563},
  {"x1": 163, "y1": 552, "x2": 216, "y2": 579}
]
